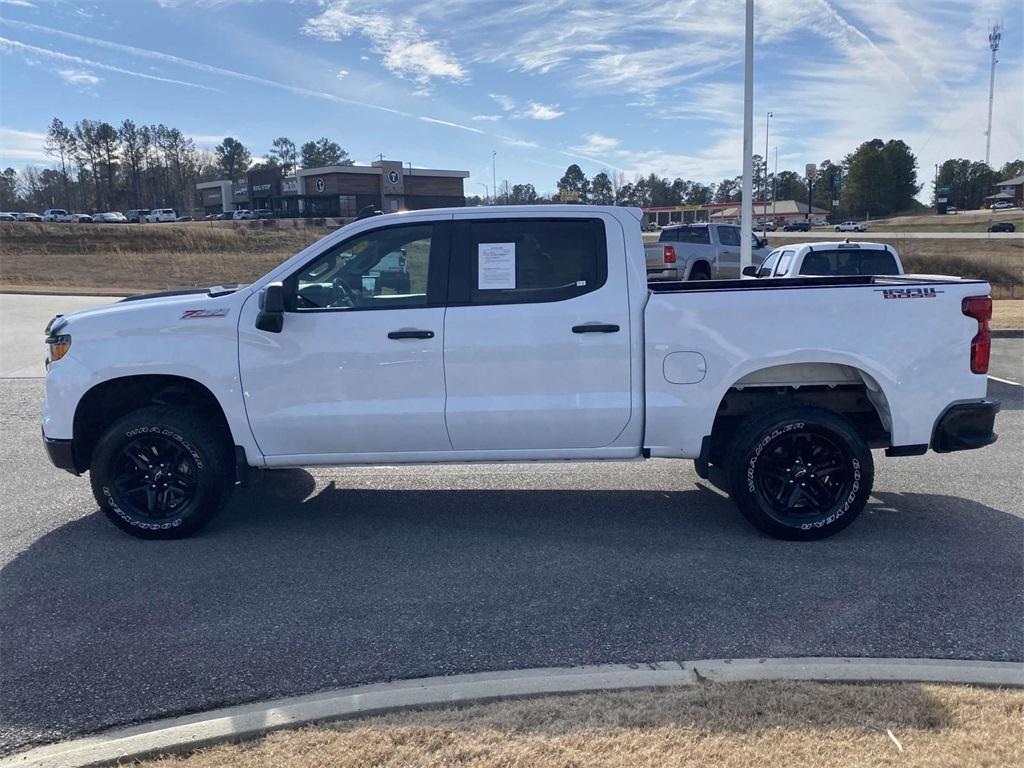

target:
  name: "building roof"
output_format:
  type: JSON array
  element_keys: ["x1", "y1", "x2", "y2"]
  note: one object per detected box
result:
[
  {"x1": 985, "y1": 191, "x2": 1016, "y2": 200},
  {"x1": 996, "y1": 174, "x2": 1024, "y2": 187},
  {"x1": 710, "y1": 199, "x2": 828, "y2": 218}
]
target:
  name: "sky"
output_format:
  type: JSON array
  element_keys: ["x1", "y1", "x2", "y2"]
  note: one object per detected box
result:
[{"x1": 0, "y1": 0, "x2": 1022, "y2": 198}]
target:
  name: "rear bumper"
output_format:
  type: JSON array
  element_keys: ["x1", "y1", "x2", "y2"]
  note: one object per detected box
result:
[
  {"x1": 42, "y1": 430, "x2": 78, "y2": 475},
  {"x1": 647, "y1": 268, "x2": 680, "y2": 281},
  {"x1": 932, "y1": 400, "x2": 1000, "y2": 453}
]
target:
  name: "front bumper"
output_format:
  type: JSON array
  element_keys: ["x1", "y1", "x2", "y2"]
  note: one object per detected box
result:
[
  {"x1": 932, "y1": 400, "x2": 1000, "y2": 453},
  {"x1": 42, "y1": 430, "x2": 79, "y2": 475}
]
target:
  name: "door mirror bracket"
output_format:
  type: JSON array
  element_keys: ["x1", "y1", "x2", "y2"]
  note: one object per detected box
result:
[{"x1": 256, "y1": 282, "x2": 285, "y2": 333}]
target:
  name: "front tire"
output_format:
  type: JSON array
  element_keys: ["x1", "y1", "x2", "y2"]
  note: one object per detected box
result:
[
  {"x1": 89, "y1": 406, "x2": 233, "y2": 539},
  {"x1": 725, "y1": 405, "x2": 873, "y2": 540}
]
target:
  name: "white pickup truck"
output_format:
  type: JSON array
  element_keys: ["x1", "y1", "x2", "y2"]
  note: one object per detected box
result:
[
  {"x1": 744, "y1": 241, "x2": 903, "y2": 279},
  {"x1": 42, "y1": 206, "x2": 999, "y2": 541},
  {"x1": 645, "y1": 223, "x2": 770, "y2": 281}
]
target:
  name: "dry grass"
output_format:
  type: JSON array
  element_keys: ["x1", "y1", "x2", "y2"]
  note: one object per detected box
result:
[
  {"x1": 0, "y1": 221, "x2": 331, "y2": 292},
  {"x1": 2, "y1": 222, "x2": 1021, "y2": 294},
  {"x1": 867, "y1": 209, "x2": 1023, "y2": 233},
  {"x1": 132, "y1": 682, "x2": 1024, "y2": 768},
  {"x1": 993, "y1": 300, "x2": 1024, "y2": 330}
]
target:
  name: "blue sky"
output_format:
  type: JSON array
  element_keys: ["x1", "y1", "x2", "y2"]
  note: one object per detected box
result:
[{"x1": 1, "y1": 0, "x2": 1022, "y2": 197}]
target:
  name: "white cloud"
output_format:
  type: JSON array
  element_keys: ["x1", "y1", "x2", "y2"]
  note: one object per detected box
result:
[
  {"x1": 302, "y1": 1, "x2": 465, "y2": 86},
  {"x1": 336, "y1": 69, "x2": 348, "y2": 79},
  {"x1": 500, "y1": 135, "x2": 540, "y2": 148},
  {"x1": 419, "y1": 116, "x2": 484, "y2": 134},
  {"x1": 0, "y1": 127, "x2": 48, "y2": 162},
  {"x1": 56, "y1": 68, "x2": 99, "y2": 86},
  {"x1": 571, "y1": 133, "x2": 620, "y2": 154},
  {"x1": 471, "y1": 114, "x2": 502, "y2": 121},
  {"x1": 0, "y1": 0, "x2": 37, "y2": 8},
  {"x1": 489, "y1": 93, "x2": 516, "y2": 111},
  {"x1": 520, "y1": 102, "x2": 563, "y2": 120}
]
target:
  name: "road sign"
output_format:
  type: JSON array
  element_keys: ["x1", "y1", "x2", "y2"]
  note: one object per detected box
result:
[{"x1": 805, "y1": 163, "x2": 817, "y2": 179}]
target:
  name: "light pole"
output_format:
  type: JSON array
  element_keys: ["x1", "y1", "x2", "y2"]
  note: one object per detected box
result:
[
  {"x1": 763, "y1": 110, "x2": 772, "y2": 231},
  {"x1": 491, "y1": 151, "x2": 497, "y2": 206},
  {"x1": 739, "y1": 0, "x2": 754, "y2": 271}
]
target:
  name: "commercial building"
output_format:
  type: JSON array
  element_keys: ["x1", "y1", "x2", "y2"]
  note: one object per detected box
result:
[
  {"x1": 643, "y1": 200, "x2": 829, "y2": 227},
  {"x1": 197, "y1": 159, "x2": 469, "y2": 218}
]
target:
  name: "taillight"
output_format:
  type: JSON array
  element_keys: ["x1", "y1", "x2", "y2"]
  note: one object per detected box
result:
[
  {"x1": 663, "y1": 245, "x2": 677, "y2": 264},
  {"x1": 962, "y1": 296, "x2": 992, "y2": 374}
]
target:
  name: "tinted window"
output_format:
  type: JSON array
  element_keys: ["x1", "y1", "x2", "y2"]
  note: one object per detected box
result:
[
  {"x1": 717, "y1": 225, "x2": 740, "y2": 246},
  {"x1": 661, "y1": 226, "x2": 710, "y2": 244},
  {"x1": 658, "y1": 228, "x2": 678, "y2": 242},
  {"x1": 289, "y1": 223, "x2": 435, "y2": 311},
  {"x1": 461, "y1": 218, "x2": 607, "y2": 305},
  {"x1": 799, "y1": 248, "x2": 899, "y2": 276}
]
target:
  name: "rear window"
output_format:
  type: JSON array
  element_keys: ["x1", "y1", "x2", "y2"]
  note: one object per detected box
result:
[
  {"x1": 659, "y1": 226, "x2": 711, "y2": 245},
  {"x1": 799, "y1": 248, "x2": 899, "y2": 276}
]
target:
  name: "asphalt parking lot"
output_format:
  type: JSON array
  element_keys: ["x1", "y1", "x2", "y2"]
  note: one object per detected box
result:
[{"x1": 1, "y1": 296, "x2": 1022, "y2": 756}]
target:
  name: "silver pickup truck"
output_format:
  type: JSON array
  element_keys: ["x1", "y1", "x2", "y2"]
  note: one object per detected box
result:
[{"x1": 645, "y1": 223, "x2": 770, "y2": 281}]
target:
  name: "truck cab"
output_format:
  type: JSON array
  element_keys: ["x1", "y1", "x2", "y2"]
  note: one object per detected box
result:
[{"x1": 645, "y1": 223, "x2": 769, "y2": 281}]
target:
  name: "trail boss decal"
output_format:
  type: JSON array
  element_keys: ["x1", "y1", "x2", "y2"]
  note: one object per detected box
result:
[
  {"x1": 876, "y1": 287, "x2": 942, "y2": 300},
  {"x1": 180, "y1": 308, "x2": 229, "y2": 319}
]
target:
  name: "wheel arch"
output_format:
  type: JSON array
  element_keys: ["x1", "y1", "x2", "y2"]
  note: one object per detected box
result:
[
  {"x1": 686, "y1": 259, "x2": 712, "y2": 279},
  {"x1": 705, "y1": 360, "x2": 895, "y2": 465},
  {"x1": 72, "y1": 374, "x2": 237, "y2": 475}
]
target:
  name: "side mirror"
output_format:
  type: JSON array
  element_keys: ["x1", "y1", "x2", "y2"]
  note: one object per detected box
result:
[
  {"x1": 742, "y1": 265, "x2": 759, "y2": 278},
  {"x1": 255, "y1": 282, "x2": 285, "y2": 333}
]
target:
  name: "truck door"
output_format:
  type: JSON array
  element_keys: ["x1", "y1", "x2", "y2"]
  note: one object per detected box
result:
[
  {"x1": 715, "y1": 225, "x2": 741, "y2": 278},
  {"x1": 237, "y1": 220, "x2": 453, "y2": 459},
  {"x1": 442, "y1": 215, "x2": 632, "y2": 451}
]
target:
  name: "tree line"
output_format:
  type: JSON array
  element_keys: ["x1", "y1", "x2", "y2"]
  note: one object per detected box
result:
[{"x1": 0, "y1": 116, "x2": 354, "y2": 213}]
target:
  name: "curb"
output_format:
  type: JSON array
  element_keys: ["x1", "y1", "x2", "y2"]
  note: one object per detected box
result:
[
  {"x1": 3, "y1": 657, "x2": 1021, "y2": 768},
  {"x1": 1, "y1": 290, "x2": 134, "y2": 298}
]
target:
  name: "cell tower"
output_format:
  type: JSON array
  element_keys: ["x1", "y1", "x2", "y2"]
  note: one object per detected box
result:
[{"x1": 985, "y1": 23, "x2": 1001, "y2": 166}]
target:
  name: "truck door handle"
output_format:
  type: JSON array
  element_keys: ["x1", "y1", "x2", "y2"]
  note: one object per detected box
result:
[
  {"x1": 388, "y1": 329, "x2": 434, "y2": 340},
  {"x1": 572, "y1": 323, "x2": 620, "y2": 334}
]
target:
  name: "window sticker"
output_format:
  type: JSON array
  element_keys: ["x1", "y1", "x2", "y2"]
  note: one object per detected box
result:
[{"x1": 477, "y1": 242, "x2": 516, "y2": 290}]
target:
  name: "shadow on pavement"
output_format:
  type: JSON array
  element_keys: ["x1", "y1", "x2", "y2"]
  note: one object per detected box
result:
[{"x1": 1, "y1": 473, "x2": 1022, "y2": 755}]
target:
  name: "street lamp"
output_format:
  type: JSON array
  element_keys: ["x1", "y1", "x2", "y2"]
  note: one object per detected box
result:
[
  {"x1": 763, "y1": 111, "x2": 772, "y2": 231},
  {"x1": 491, "y1": 151, "x2": 497, "y2": 206}
]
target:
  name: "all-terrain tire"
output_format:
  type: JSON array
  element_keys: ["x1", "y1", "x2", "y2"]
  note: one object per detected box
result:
[
  {"x1": 89, "y1": 406, "x2": 233, "y2": 539},
  {"x1": 725, "y1": 404, "x2": 873, "y2": 541}
]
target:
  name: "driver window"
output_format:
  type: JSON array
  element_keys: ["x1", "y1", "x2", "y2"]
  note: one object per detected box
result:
[{"x1": 291, "y1": 224, "x2": 433, "y2": 311}]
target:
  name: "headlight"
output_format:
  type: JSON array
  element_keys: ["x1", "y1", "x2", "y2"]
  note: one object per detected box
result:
[{"x1": 46, "y1": 334, "x2": 71, "y2": 365}]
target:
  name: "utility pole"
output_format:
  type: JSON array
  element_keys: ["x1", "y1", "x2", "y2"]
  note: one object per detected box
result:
[
  {"x1": 763, "y1": 111, "x2": 772, "y2": 231},
  {"x1": 773, "y1": 146, "x2": 777, "y2": 220},
  {"x1": 985, "y1": 23, "x2": 1001, "y2": 166},
  {"x1": 739, "y1": 0, "x2": 754, "y2": 271},
  {"x1": 491, "y1": 151, "x2": 497, "y2": 206}
]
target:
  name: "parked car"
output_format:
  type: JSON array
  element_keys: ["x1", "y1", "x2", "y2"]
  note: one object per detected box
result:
[
  {"x1": 811, "y1": 218, "x2": 829, "y2": 227},
  {"x1": 92, "y1": 212, "x2": 128, "y2": 224},
  {"x1": 145, "y1": 208, "x2": 177, "y2": 223},
  {"x1": 41, "y1": 205, "x2": 999, "y2": 542},
  {"x1": 215, "y1": 211, "x2": 236, "y2": 221},
  {"x1": 16, "y1": 212, "x2": 43, "y2": 222},
  {"x1": 645, "y1": 223, "x2": 769, "y2": 281},
  {"x1": 988, "y1": 221, "x2": 1015, "y2": 233},
  {"x1": 176, "y1": 216, "x2": 194, "y2": 222},
  {"x1": 756, "y1": 220, "x2": 777, "y2": 232},
  {"x1": 783, "y1": 220, "x2": 811, "y2": 232},
  {"x1": 743, "y1": 241, "x2": 903, "y2": 279},
  {"x1": 990, "y1": 200, "x2": 1014, "y2": 210},
  {"x1": 0, "y1": 212, "x2": 16, "y2": 221},
  {"x1": 70, "y1": 213, "x2": 93, "y2": 223},
  {"x1": 253, "y1": 209, "x2": 276, "y2": 220},
  {"x1": 367, "y1": 249, "x2": 411, "y2": 294},
  {"x1": 835, "y1": 221, "x2": 866, "y2": 232},
  {"x1": 232, "y1": 209, "x2": 256, "y2": 220},
  {"x1": 946, "y1": 206, "x2": 958, "y2": 214},
  {"x1": 641, "y1": 221, "x2": 659, "y2": 232},
  {"x1": 42, "y1": 208, "x2": 73, "y2": 222}
]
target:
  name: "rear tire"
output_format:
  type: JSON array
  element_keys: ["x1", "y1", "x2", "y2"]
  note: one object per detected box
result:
[
  {"x1": 89, "y1": 406, "x2": 233, "y2": 539},
  {"x1": 688, "y1": 263, "x2": 711, "y2": 281},
  {"x1": 725, "y1": 405, "x2": 873, "y2": 540}
]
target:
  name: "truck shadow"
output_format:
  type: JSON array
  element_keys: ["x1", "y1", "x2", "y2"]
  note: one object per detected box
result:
[{"x1": 1, "y1": 474, "x2": 1022, "y2": 754}]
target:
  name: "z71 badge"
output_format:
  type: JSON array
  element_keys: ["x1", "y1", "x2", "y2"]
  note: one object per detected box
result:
[
  {"x1": 876, "y1": 287, "x2": 942, "y2": 300},
  {"x1": 180, "y1": 308, "x2": 229, "y2": 319}
]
